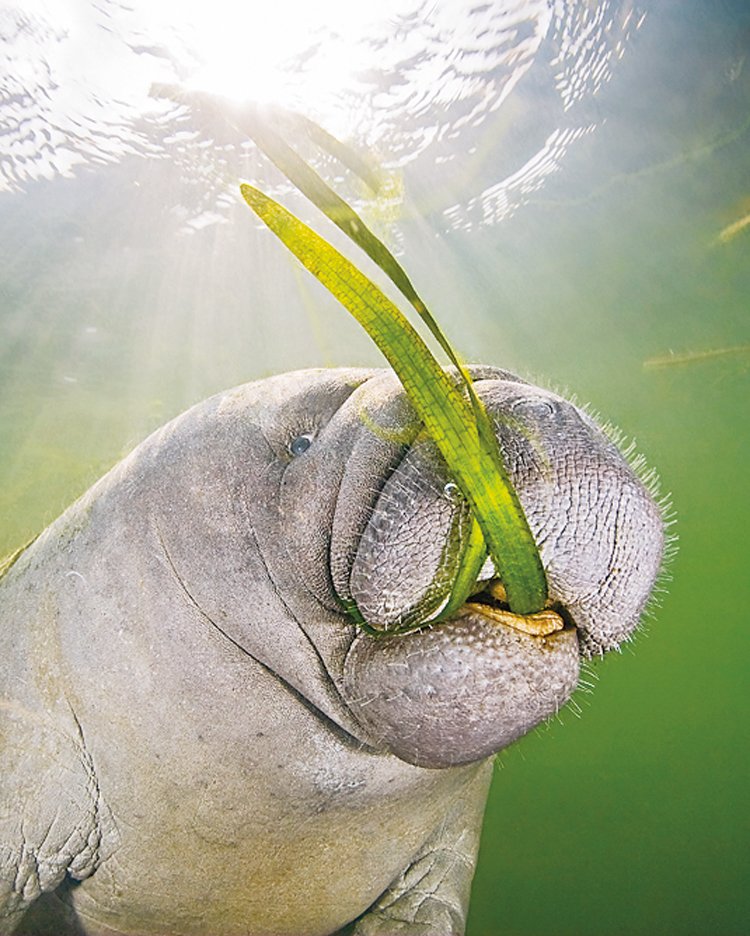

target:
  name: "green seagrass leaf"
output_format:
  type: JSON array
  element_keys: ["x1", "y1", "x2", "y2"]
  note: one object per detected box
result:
[{"x1": 240, "y1": 183, "x2": 547, "y2": 615}]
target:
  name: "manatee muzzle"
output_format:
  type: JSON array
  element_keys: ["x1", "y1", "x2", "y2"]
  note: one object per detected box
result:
[
  {"x1": 329, "y1": 429, "x2": 576, "y2": 768},
  {"x1": 337, "y1": 381, "x2": 665, "y2": 657},
  {"x1": 330, "y1": 379, "x2": 667, "y2": 767}
]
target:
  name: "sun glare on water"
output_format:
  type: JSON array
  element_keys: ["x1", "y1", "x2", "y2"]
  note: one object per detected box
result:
[{"x1": 137, "y1": 0, "x2": 408, "y2": 128}]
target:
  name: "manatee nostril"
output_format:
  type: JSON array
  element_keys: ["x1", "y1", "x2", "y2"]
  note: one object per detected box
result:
[
  {"x1": 288, "y1": 433, "x2": 314, "y2": 456},
  {"x1": 510, "y1": 397, "x2": 557, "y2": 418}
]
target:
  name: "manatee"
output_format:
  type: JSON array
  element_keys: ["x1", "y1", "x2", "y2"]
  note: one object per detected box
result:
[{"x1": 0, "y1": 366, "x2": 665, "y2": 936}]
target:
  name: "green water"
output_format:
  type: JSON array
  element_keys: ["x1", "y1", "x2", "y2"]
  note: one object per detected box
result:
[
  {"x1": 464, "y1": 6, "x2": 750, "y2": 935},
  {"x1": 1, "y1": 1, "x2": 748, "y2": 934}
]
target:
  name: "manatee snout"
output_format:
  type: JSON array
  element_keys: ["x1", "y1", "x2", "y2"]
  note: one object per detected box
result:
[{"x1": 330, "y1": 371, "x2": 666, "y2": 767}]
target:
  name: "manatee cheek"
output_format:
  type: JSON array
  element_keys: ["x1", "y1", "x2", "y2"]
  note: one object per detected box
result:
[{"x1": 341, "y1": 613, "x2": 580, "y2": 769}]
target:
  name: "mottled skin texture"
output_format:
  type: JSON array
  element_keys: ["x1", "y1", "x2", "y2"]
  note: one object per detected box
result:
[{"x1": 0, "y1": 367, "x2": 665, "y2": 936}]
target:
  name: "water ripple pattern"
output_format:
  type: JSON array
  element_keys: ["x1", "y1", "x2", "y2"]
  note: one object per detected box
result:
[{"x1": 0, "y1": 0, "x2": 644, "y2": 229}]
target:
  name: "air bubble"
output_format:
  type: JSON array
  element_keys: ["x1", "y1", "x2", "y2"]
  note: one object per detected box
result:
[{"x1": 443, "y1": 481, "x2": 461, "y2": 502}]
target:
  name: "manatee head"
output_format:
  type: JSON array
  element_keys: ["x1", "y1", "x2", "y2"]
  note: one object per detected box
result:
[{"x1": 148, "y1": 366, "x2": 665, "y2": 770}]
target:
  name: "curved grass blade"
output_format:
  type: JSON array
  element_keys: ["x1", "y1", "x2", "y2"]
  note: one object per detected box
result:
[
  {"x1": 280, "y1": 110, "x2": 382, "y2": 193},
  {"x1": 150, "y1": 87, "x2": 498, "y2": 484},
  {"x1": 436, "y1": 515, "x2": 488, "y2": 622},
  {"x1": 241, "y1": 183, "x2": 547, "y2": 615},
  {"x1": 150, "y1": 85, "x2": 381, "y2": 193},
  {"x1": 239, "y1": 107, "x2": 469, "y2": 365},
  {"x1": 233, "y1": 104, "x2": 547, "y2": 610}
]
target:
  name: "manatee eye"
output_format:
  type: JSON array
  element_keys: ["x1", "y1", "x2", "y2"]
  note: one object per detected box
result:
[{"x1": 289, "y1": 433, "x2": 314, "y2": 457}]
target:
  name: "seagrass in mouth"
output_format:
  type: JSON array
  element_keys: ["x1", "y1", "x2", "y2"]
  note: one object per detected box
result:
[{"x1": 463, "y1": 579, "x2": 568, "y2": 638}]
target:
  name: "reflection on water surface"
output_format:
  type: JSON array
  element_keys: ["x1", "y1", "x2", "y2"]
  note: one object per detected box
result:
[{"x1": 1, "y1": 0, "x2": 642, "y2": 225}]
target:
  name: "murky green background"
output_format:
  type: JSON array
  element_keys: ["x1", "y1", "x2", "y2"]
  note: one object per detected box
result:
[{"x1": 1, "y1": 1, "x2": 748, "y2": 934}]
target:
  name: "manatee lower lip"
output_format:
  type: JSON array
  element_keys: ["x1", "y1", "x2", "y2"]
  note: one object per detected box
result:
[{"x1": 341, "y1": 604, "x2": 581, "y2": 768}]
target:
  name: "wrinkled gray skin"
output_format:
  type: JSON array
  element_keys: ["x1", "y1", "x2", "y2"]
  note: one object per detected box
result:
[{"x1": 0, "y1": 367, "x2": 664, "y2": 936}]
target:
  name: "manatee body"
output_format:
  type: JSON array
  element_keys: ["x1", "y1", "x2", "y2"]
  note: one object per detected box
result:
[{"x1": 0, "y1": 367, "x2": 665, "y2": 936}]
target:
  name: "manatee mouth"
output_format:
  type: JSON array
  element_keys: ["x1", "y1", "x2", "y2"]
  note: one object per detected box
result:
[
  {"x1": 461, "y1": 579, "x2": 574, "y2": 639},
  {"x1": 340, "y1": 576, "x2": 582, "y2": 769}
]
